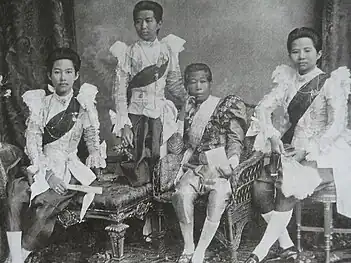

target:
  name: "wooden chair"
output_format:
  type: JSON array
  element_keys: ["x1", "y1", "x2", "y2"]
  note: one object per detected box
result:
[
  {"x1": 152, "y1": 103, "x2": 265, "y2": 261},
  {"x1": 296, "y1": 184, "x2": 351, "y2": 263}
]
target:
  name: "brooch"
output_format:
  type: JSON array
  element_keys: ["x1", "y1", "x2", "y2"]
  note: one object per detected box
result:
[
  {"x1": 310, "y1": 89, "x2": 319, "y2": 97},
  {"x1": 72, "y1": 112, "x2": 79, "y2": 122}
]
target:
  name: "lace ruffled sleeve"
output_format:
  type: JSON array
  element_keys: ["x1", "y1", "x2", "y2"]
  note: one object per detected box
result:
[
  {"x1": 22, "y1": 90, "x2": 50, "y2": 177},
  {"x1": 77, "y1": 83, "x2": 106, "y2": 168},
  {"x1": 162, "y1": 34, "x2": 188, "y2": 110},
  {"x1": 109, "y1": 41, "x2": 132, "y2": 137},
  {"x1": 319, "y1": 66, "x2": 351, "y2": 154},
  {"x1": 247, "y1": 65, "x2": 295, "y2": 153},
  {"x1": 77, "y1": 83, "x2": 99, "y2": 128}
]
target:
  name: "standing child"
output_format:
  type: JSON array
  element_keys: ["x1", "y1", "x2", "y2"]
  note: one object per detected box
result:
[{"x1": 109, "y1": 0, "x2": 187, "y2": 188}]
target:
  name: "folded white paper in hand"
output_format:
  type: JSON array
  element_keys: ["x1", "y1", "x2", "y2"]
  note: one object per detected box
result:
[
  {"x1": 205, "y1": 146, "x2": 231, "y2": 172},
  {"x1": 80, "y1": 193, "x2": 95, "y2": 222}
]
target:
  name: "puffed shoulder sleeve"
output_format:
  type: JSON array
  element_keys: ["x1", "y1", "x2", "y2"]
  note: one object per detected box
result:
[
  {"x1": 318, "y1": 66, "x2": 351, "y2": 154},
  {"x1": 109, "y1": 41, "x2": 133, "y2": 136},
  {"x1": 76, "y1": 83, "x2": 99, "y2": 128},
  {"x1": 22, "y1": 89, "x2": 46, "y2": 128},
  {"x1": 109, "y1": 41, "x2": 130, "y2": 73},
  {"x1": 22, "y1": 89, "x2": 47, "y2": 175},
  {"x1": 217, "y1": 95, "x2": 246, "y2": 166},
  {"x1": 77, "y1": 83, "x2": 107, "y2": 168},
  {"x1": 162, "y1": 34, "x2": 188, "y2": 110},
  {"x1": 246, "y1": 64, "x2": 295, "y2": 153},
  {"x1": 161, "y1": 34, "x2": 186, "y2": 54}
]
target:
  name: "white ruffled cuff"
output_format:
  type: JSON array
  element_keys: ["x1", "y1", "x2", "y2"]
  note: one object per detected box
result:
[
  {"x1": 85, "y1": 141, "x2": 107, "y2": 168},
  {"x1": 246, "y1": 115, "x2": 281, "y2": 153},
  {"x1": 109, "y1": 109, "x2": 132, "y2": 137},
  {"x1": 28, "y1": 157, "x2": 51, "y2": 202}
]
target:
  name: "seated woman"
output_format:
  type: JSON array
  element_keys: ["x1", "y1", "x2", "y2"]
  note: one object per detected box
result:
[
  {"x1": 245, "y1": 27, "x2": 351, "y2": 263},
  {"x1": 5, "y1": 47, "x2": 106, "y2": 263}
]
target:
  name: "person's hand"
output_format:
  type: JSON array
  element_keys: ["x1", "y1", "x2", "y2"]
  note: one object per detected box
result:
[
  {"x1": 92, "y1": 167, "x2": 102, "y2": 181},
  {"x1": 121, "y1": 125, "x2": 133, "y2": 147},
  {"x1": 24, "y1": 167, "x2": 35, "y2": 186},
  {"x1": 46, "y1": 170, "x2": 67, "y2": 195},
  {"x1": 269, "y1": 135, "x2": 285, "y2": 154},
  {"x1": 284, "y1": 149, "x2": 306, "y2": 162},
  {"x1": 216, "y1": 165, "x2": 233, "y2": 179}
]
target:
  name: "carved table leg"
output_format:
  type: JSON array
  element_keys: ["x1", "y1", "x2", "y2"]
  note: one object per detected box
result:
[
  {"x1": 152, "y1": 202, "x2": 166, "y2": 257},
  {"x1": 105, "y1": 223, "x2": 129, "y2": 261}
]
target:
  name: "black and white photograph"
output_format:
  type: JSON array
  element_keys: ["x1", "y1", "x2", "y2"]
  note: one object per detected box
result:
[{"x1": 0, "y1": 0, "x2": 350, "y2": 262}]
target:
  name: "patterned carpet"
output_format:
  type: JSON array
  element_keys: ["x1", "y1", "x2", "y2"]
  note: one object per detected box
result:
[{"x1": 18, "y1": 203, "x2": 351, "y2": 263}]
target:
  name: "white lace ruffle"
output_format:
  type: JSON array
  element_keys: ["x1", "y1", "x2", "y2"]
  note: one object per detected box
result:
[
  {"x1": 281, "y1": 156, "x2": 322, "y2": 199},
  {"x1": 109, "y1": 41, "x2": 130, "y2": 73},
  {"x1": 77, "y1": 83, "x2": 100, "y2": 128},
  {"x1": 318, "y1": 66, "x2": 351, "y2": 156},
  {"x1": 161, "y1": 34, "x2": 186, "y2": 53},
  {"x1": 85, "y1": 141, "x2": 107, "y2": 168},
  {"x1": 247, "y1": 65, "x2": 295, "y2": 153},
  {"x1": 109, "y1": 41, "x2": 132, "y2": 136},
  {"x1": 109, "y1": 109, "x2": 132, "y2": 137},
  {"x1": 271, "y1": 64, "x2": 296, "y2": 86},
  {"x1": 22, "y1": 89, "x2": 46, "y2": 128}
]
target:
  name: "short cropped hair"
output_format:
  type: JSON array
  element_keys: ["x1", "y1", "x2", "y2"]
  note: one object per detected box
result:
[
  {"x1": 46, "y1": 47, "x2": 81, "y2": 73},
  {"x1": 287, "y1": 27, "x2": 322, "y2": 53},
  {"x1": 133, "y1": 1, "x2": 163, "y2": 23},
  {"x1": 184, "y1": 63, "x2": 213, "y2": 84}
]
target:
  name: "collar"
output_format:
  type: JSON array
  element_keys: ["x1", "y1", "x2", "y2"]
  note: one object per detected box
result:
[
  {"x1": 296, "y1": 67, "x2": 324, "y2": 84},
  {"x1": 53, "y1": 90, "x2": 74, "y2": 105},
  {"x1": 138, "y1": 38, "x2": 159, "y2": 48},
  {"x1": 188, "y1": 95, "x2": 212, "y2": 109}
]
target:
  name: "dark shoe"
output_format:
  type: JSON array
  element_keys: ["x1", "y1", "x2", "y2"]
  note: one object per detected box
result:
[
  {"x1": 177, "y1": 253, "x2": 193, "y2": 263},
  {"x1": 279, "y1": 246, "x2": 298, "y2": 260},
  {"x1": 266, "y1": 246, "x2": 298, "y2": 262},
  {"x1": 244, "y1": 254, "x2": 260, "y2": 263}
]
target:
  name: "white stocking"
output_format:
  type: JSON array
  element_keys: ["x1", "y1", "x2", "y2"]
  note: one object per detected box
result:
[{"x1": 253, "y1": 210, "x2": 293, "y2": 261}]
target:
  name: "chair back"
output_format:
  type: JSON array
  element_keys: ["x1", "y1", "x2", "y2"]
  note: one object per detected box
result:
[{"x1": 240, "y1": 102, "x2": 256, "y2": 162}]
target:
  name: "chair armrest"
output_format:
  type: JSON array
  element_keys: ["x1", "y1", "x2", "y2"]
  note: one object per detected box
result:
[{"x1": 229, "y1": 151, "x2": 264, "y2": 205}]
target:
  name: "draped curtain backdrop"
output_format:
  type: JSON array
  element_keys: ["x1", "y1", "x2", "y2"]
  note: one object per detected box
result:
[
  {"x1": 321, "y1": 0, "x2": 351, "y2": 72},
  {"x1": 321, "y1": 0, "x2": 351, "y2": 127},
  {"x1": 0, "y1": 0, "x2": 76, "y2": 149}
]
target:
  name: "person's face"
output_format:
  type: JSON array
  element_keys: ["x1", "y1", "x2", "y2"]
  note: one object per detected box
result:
[
  {"x1": 48, "y1": 59, "x2": 79, "y2": 96},
  {"x1": 186, "y1": 70, "x2": 211, "y2": 103},
  {"x1": 134, "y1": 10, "x2": 162, "y2": 42},
  {"x1": 289, "y1": 37, "x2": 322, "y2": 75}
]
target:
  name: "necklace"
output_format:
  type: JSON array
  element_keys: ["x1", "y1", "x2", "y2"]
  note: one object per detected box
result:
[
  {"x1": 297, "y1": 75, "x2": 320, "y2": 96},
  {"x1": 297, "y1": 75, "x2": 321, "y2": 103},
  {"x1": 139, "y1": 43, "x2": 161, "y2": 79},
  {"x1": 45, "y1": 95, "x2": 77, "y2": 131}
]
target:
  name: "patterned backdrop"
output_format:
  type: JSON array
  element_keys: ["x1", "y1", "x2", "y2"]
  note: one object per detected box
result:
[{"x1": 0, "y1": 0, "x2": 76, "y2": 149}]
